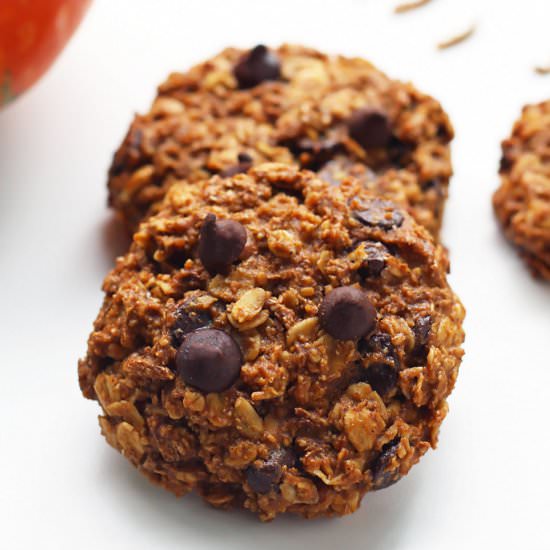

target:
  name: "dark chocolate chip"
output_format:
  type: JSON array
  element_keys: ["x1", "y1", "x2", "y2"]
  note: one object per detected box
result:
[
  {"x1": 319, "y1": 286, "x2": 376, "y2": 341},
  {"x1": 436, "y1": 123, "x2": 453, "y2": 141},
  {"x1": 357, "y1": 243, "x2": 387, "y2": 279},
  {"x1": 246, "y1": 462, "x2": 281, "y2": 494},
  {"x1": 170, "y1": 304, "x2": 212, "y2": 347},
  {"x1": 362, "y1": 363, "x2": 398, "y2": 395},
  {"x1": 238, "y1": 152, "x2": 253, "y2": 164},
  {"x1": 219, "y1": 152, "x2": 253, "y2": 178},
  {"x1": 163, "y1": 247, "x2": 191, "y2": 268},
  {"x1": 410, "y1": 315, "x2": 432, "y2": 362},
  {"x1": 109, "y1": 127, "x2": 144, "y2": 176},
  {"x1": 388, "y1": 135, "x2": 415, "y2": 167},
  {"x1": 348, "y1": 108, "x2": 392, "y2": 149},
  {"x1": 413, "y1": 315, "x2": 432, "y2": 346},
  {"x1": 109, "y1": 159, "x2": 125, "y2": 178},
  {"x1": 233, "y1": 45, "x2": 281, "y2": 89},
  {"x1": 499, "y1": 154, "x2": 513, "y2": 173},
  {"x1": 198, "y1": 214, "x2": 247, "y2": 275},
  {"x1": 176, "y1": 328, "x2": 242, "y2": 393},
  {"x1": 358, "y1": 332, "x2": 400, "y2": 367},
  {"x1": 354, "y1": 201, "x2": 404, "y2": 230},
  {"x1": 270, "y1": 447, "x2": 297, "y2": 468},
  {"x1": 246, "y1": 448, "x2": 296, "y2": 494},
  {"x1": 420, "y1": 178, "x2": 440, "y2": 191},
  {"x1": 287, "y1": 137, "x2": 342, "y2": 170},
  {"x1": 371, "y1": 437, "x2": 401, "y2": 490}
]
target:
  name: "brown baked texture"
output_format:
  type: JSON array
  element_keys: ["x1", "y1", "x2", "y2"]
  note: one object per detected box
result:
[
  {"x1": 108, "y1": 44, "x2": 454, "y2": 237},
  {"x1": 80, "y1": 164, "x2": 465, "y2": 520},
  {"x1": 493, "y1": 101, "x2": 550, "y2": 279}
]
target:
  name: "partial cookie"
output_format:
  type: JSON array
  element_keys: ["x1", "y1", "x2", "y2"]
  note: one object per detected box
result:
[
  {"x1": 108, "y1": 44, "x2": 454, "y2": 237},
  {"x1": 81, "y1": 164, "x2": 465, "y2": 520},
  {"x1": 494, "y1": 101, "x2": 550, "y2": 279}
]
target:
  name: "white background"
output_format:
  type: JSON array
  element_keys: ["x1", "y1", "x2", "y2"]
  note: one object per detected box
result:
[{"x1": 1, "y1": 1, "x2": 549, "y2": 548}]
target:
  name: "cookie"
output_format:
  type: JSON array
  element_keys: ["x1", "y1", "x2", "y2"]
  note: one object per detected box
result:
[
  {"x1": 80, "y1": 163, "x2": 465, "y2": 520},
  {"x1": 493, "y1": 101, "x2": 550, "y2": 279},
  {"x1": 108, "y1": 44, "x2": 454, "y2": 237}
]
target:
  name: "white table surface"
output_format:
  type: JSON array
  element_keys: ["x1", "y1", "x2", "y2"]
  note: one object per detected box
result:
[{"x1": 1, "y1": 1, "x2": 549, "y2": 548}]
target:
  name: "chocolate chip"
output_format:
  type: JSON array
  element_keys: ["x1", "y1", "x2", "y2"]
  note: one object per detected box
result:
[
  {"x1": 270, "y1": 447, "x2": 296, "y2": 468},
  {"x1": 238, "y1": 152, "x2": 253, "y2": 164},
  {"x1": 362, "y1": 363, "x2": 397, "y2": 395},
  {"x1": 219, "y1": 152, "x2": 253, "y2": 177},
  {"x1": 420, "y1": 178, "x2": 440, "y2": 191},
  {"x1": 198, "y1": 214, "x2": 247, "y2": 275},
  {"x1": 413, "y1": 315, "x2": 432, "y2": 345},
  {"x1": 287, "y1": 137, "x2": 342, "y2": 170},
  {"x1": 371, "y1": 437, "x2": 401, "y2": 490},
  {"x1": 388, "y1": 135, "x2": 415, "y2": 167},
  {"x1": 357, "y1": 243, "x2": 387, "y2": 279},
  {"x1": 246, "y1": 462, "x2": 280, "y2": 494},
  {"x1": 176, "y1": 328, "x2": 242, "y2": 393},
  {"x1": 436, "y1": 123, "x2": 452, "y2": 141},
  {"x1": 410, "y1": 315, "x2": 432, "y2": 362},
  {"x1": 319, "y1": 286, "x2": 376, "y2": 341},
  {"x1": 246, "y1": 448, "x2": 296, "y2": 494},
  {"x1": 354, "y1": 201, "x2": 404, "y2": 230},
  {"x1": 348, "y1": 108, "x2": 392, "y2": 149},
  {"x1": 233, "y1": 45, "x2": 281, "y2": 89},
  {"x1": 170, "y1": 303, "x2": 212, "y2": 347},
  {"x1": 499, "y1": 154, "x2": 513, "y2": 173},
  {"x1": 358, "y1": 332, "x2": 400, "y2": 368},
  {"x1": 110, "y1": 127, "x2": 144, "y2": 176},
  {"x1": 359, "y1": 332, "x2": 389, "y2": 356}
]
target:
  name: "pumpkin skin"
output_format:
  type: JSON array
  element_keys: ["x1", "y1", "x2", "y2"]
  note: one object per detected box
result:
[{"x1": 0, "y1": 0, "x2": 91, "y2": 106}]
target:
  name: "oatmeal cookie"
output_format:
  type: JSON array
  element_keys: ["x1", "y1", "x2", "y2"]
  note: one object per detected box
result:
[
  {"x1": 80, "y1": 164, "x2": 465, "y2": 520},
  {"x1": 493, "y1": 101, "x2": 550, "y2": 279},
  {"x1": 108, "y1": 44, "x2": 454, "y2": 237}
]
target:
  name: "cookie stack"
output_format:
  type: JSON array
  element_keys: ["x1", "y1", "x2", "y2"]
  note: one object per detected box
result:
[{"x1": 79, "y1": 45, "x2": 465, "y2": 520}]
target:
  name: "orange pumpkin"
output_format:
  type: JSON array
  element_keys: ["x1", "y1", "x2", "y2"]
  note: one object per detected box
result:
[{"x1": 0, "y1": 0, "x2": 91, "y2": 106}]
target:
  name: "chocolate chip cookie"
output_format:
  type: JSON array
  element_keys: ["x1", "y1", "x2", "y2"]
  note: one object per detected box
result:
[
  {"x1": 493, "y1": 101, "x2": 550, "y2": 279},
  {"x1": 80, "y1": 164, "x2": 464, "y2": 520},
  {"x1": 108, "y1": 44, "x2": 454, "y2": 237}
]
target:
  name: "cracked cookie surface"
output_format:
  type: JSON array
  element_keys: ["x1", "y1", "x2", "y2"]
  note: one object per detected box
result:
[
  {"x1": 493, "y1": 101, "x2": 550, "y2": 279},
  {"x1": 108, "y1": 44, "x2": 454, "y2": 237},
  {"x1": 80, "y1": 164, "x2": 465, "y2": 520}
]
